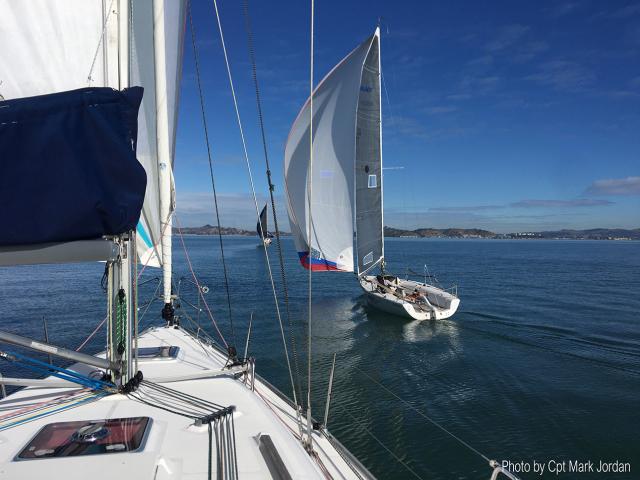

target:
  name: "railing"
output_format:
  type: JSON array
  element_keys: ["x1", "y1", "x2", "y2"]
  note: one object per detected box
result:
[
  {"x1": 489, "y1": 461, "x2": 522, "y2": 480},
  {"x1": 404, "y1": 267, "x2": 458, "y2": 298}
]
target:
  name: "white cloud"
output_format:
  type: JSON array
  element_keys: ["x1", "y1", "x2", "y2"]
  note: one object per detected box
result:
[
  {"x1": 585, "y1": 176, "x2": 640, "y2": 196},
  {"x1": 510, "y1": 199, "x2": 614, "y2": 208}
]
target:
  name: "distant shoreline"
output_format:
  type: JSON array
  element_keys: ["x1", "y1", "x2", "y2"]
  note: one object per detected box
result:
[{"x1": 175, "y1": 225, "x2": 640, "y2": 241}]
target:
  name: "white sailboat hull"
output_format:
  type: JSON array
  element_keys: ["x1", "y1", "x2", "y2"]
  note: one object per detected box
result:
[
  {"x1": 257, "y1": 237, "x2": 272, "y2": 248},
  {"x1": 360, "y1": 275, "x2": 460, "y2": 320}
]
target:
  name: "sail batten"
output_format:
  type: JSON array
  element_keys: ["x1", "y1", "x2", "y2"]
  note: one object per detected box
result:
[{"x1": 284, "y1": 29, "x2": 381, "y2": 274}]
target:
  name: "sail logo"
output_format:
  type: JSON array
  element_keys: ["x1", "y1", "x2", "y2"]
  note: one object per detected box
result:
[
  {"x1": 360, "y1": 85, "x2": 373, "y2": 93},
  {"x1": 363, "y1": 252, "x2": 374, "y2": 265}
]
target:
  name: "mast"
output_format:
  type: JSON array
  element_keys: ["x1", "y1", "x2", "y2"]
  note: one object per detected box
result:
[
  {"x1": 154, "y1": 0, "x2": 174, "y2": 314},
  {"x1": 377, "y1": 27, "x2": 384, "y2": 269},
  {"x1": 108, "y1": 0, "x2": 135, "y2": 383}
]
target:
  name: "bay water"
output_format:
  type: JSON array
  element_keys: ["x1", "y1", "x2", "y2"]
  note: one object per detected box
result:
[{"x1": 1, "y1": 237, "x2": 638, "y2": 479}]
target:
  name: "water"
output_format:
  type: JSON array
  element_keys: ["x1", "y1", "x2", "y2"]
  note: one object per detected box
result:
[{"x1": 1, "y1": 237, "x2": 639, "y2": 479}]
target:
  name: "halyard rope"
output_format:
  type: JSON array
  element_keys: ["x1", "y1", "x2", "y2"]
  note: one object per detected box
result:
[
  {"x1": 0, "y1": 389, "x2": 108, "y2": 432},
  {"x1": 128, "y1": 380, "x2": 238, "y2": 480}
]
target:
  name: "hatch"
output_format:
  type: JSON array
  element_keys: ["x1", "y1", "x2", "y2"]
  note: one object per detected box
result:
[
  {"x1": 137, "y1": 346, "x2": 180, "y2": 360},
  {"x1": 16, "y1": 417, "x2": 152, "y2": 460}
]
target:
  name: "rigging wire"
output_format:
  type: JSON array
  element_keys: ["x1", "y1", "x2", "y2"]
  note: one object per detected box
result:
[
  {"x1": 174, "y1": 214, "x2": 229, "y2": 349},
  {"x1": 353, "y1": 364, "x2": 492, "y2": 464},
  {"x1": 87, "y1": 0, "x2": 115, "y2": 85},
  {"x1": 334, "y1": 404, "x2": 424, "y2": 480},
  {"x1": 240, "y1": 0, "x2": 303, "y2": 415},
  {"x1": 77, "y1": 219, "x2": 170, "y2": 353},
  {"x1": 188, "y1": 2, "x2": 236, "y2": 348},
  {"x1": 210, "y1": 0, "x2": 303, "y2": 423},
  {"x1": 306, "y1": 0, "x2": 315, "y2": 444},
  {"x1": 76, "y1": 316, "x2": 107, "y2": 352}
]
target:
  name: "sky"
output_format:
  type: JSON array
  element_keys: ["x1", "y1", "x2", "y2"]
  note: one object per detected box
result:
[{"x1": 174, "y1": 0, "x2": 640, "y2": 233}]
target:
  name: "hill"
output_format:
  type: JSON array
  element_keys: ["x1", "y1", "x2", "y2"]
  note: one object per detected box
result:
[
  {"x1": 384, "y1": 227, "x2": 496, "y2": 238},
  {"x1": 174, "y1": 224, "x2": 255, "y2": 236},
  {"x1": 175, "y1": 225, "x2": 639, "y2": 240},
  {"x1": 503, "y1": 228, "x2": 640, "y2": 240}
]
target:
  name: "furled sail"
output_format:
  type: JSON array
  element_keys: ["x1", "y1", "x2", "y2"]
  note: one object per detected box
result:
[
  {"x1": 0, "y1": 0, "x2": 185, "y2": 269},
  {"x1": 131, "y1": 0, "x2": 186, "y2": 268},
  {"x1": 284, "y1": 28, "x2": 381, "y2": 272}
]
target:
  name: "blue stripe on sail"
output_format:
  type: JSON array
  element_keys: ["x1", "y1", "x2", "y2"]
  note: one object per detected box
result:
[{"x1": 137, "y1": 221, "x2": 153, "y2": 248}]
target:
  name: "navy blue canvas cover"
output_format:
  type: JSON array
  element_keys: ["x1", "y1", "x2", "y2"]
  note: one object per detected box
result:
[{"x1": 0, "y1": 87, "x2": 147, "y2": 246}]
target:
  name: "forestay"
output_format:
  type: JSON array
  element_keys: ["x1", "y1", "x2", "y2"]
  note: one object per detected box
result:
[
  {"x1": 0, "y1": 0, "x2": 185, "y2": 268},
  {"x1": 284, "y1": 30, "x2": 380, "y2": 272}
]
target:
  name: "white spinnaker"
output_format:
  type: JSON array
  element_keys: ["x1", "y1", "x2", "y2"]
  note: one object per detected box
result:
[
  {"x1": 0, "y1": 0, "x2": 185, "y2": 270},
  {"x1": 284, "y1": 32, "x2": 376, "y2": 272}
]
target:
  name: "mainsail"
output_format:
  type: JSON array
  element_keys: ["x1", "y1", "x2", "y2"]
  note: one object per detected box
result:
[
  {"x1": 0, "y1": 0, "x2": 185, "y2": 272},
  {"x1": 257, "y1": 204, "x2": 272, "y2": 240},
  {"x1": 355, "y1": 33, "x2": 383, "y2": 274},
  {"x1": 284, "y1": 28, "x2": 382, "y2": 273}
]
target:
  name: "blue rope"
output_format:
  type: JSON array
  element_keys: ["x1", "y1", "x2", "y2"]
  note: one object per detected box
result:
[{"x1": 0, "y1": 350, "x2": 114, "y2": 391}]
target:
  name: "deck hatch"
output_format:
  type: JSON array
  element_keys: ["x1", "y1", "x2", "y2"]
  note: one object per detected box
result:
[
  {"x1": 15, "y1": 417, "x2": 152, "y2": 460},
  {"x1": 137, "y1": 345, "x2": 180, "y2": 360}
]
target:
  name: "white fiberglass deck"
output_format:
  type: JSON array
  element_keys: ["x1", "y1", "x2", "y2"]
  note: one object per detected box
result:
[
  {"x1": 360, "y1": 275, "x2": 460, "y2": 320},
  {"x1": 0, "y1": 325, "x2": 371, "y2": 479}
]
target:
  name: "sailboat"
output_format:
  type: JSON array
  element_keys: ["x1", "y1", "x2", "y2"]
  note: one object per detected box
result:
[
  {"x1": 284, "y1": 28, "x2": 461, "y2": 320},
  {"x1": 0, "y1": 2, "x2": 523, "y2": 478},
  {"x1": 257, "y1": 203, "x2": 274, "y2": 247},
  {"x1": 0, "y1": 2, "x2": 374, "y2": 478}
]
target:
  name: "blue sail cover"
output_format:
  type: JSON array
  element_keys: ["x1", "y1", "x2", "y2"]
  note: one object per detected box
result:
[{"x1": 0, "y1": 87, "x2": 147, "y2": 246}]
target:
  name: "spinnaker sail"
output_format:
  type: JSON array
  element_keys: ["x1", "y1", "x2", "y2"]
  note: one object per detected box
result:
[{"x1": 283, "y1": 28, "x2": 382, "y2": 273}]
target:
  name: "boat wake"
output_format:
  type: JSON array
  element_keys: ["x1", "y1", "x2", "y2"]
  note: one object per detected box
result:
[{"x1": 459, "y1": 311, "x2": 640, "y2": 377}]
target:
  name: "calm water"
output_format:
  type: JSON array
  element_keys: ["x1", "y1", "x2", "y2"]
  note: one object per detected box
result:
[{"x1": 1, "y1": 237, "x2": 639, "y2": 479}]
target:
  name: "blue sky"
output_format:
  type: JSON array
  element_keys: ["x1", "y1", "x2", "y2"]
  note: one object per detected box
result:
[{"x1": 174, "y1": 0, "x2": 640, "y2": 233}]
